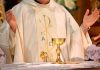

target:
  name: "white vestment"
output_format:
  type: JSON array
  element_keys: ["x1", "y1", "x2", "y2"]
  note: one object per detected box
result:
[
  {"x1": 8, "y1": 0, "x2": 92, "y2": 63},
  {"x1": 0, "y1": 22, "x2": 12, "y2": 64}
]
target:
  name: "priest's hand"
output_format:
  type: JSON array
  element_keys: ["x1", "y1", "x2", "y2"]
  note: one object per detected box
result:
[
  {"x1": 6, "y1": 10, "x2": 16, "y2": 33},
  {"x1": 93, "y1": 33, "x2": 100, "y2": 41},
  {"x1": 82, "y1": 8, "x2": 100, "y2": 30}
]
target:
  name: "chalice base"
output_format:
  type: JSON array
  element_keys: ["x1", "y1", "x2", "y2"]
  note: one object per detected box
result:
[
  {"x1": 52, "y1": 61, "x2": 65, "y2": 64},
  {"x1": 51, "y1": 59, "x2": 65, "y2": 64}
]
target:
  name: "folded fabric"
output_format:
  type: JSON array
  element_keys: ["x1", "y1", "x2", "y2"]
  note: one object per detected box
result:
[
  {"x1": 86, "y1": 44, "x2": 100, "y2": 61},
  {"x1": 0, "y1": 48, "x2": 6, "y2": 65}
]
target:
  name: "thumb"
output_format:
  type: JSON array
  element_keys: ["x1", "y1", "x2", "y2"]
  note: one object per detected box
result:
[{"x1": 84, "y1": 9, "x2": 90, "y2": 16}]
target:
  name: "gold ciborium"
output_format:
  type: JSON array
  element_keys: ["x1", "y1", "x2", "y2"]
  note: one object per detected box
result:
[
  {"x1": 52, "y1": 38, "x2": 65, "y2": 64},
  {"x1": 40, "y1": 51, "x2": 48, "y2": 62}
]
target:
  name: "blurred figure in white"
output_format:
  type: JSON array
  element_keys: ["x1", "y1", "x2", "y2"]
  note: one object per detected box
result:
[{"x1": 0, "y1": 0, "x2": 12, "y2": 64}]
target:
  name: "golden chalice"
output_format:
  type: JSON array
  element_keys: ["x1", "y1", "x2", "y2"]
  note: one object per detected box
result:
[{"x1": 52, "y1": 38, "x2": 65, "y2": 64}]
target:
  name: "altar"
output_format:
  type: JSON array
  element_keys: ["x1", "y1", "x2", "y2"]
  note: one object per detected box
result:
[{"x1": 1, "y1": 61, "x2": 100, "y2": 70}]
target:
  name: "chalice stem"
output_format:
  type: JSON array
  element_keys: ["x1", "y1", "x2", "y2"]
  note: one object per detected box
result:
[{"x1": 56, "y1": 44, "x2": 62, "y2": 63}]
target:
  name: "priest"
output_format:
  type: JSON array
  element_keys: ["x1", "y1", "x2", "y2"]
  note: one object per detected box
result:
[{"x1": 5, "y1": 0, "x2": 99, "y2": 63}]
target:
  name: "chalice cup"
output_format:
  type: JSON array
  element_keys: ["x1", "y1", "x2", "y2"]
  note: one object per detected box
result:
[{"x1": 52, "y1": 38, "x2": 65, "y2": 64}]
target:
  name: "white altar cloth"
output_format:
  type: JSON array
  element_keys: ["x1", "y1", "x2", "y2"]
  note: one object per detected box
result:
[{"x1": 1, "y1": 61, "x2": 100, "y2": 70}]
